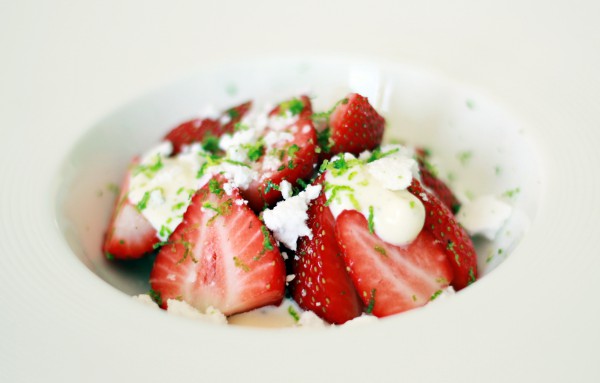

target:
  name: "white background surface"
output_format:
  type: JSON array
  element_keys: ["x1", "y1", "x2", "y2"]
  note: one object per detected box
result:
[{"x1": 1, "y1": 1, "x2": 600, "y2": 382}]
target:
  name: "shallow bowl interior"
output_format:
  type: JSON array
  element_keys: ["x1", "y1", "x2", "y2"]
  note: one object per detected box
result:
[{"x1": 55, "y1": 57, "x2": 540, "y2": 301}]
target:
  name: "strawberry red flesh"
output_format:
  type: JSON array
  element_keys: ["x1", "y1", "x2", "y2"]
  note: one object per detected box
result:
[
  {"x1": 415, "y1": 148, "x2": 461, "y2": 214},
  {"x1": 103, "y1": 159, "x2": 158, "y2": 260},
  {"x1": 149, "y1": 176, "x2": 285, "y2": 316},
  {"x1": 335, "y1": 210, "x2": 453, "y2": 317},
  {"x1": 292, "y1": 179, "x2": 362, "y2": 324},
  {"x1": 323, "y1": 93, "x2": 385, "y2": 157},
  {"x1": 243, "y1": 96, "x2": 319, "y2": 212},
  {"x1": 165, "y1": 101, "x2": 252, "y2": 155},
  {"x1": 408, "y1": 179, "x2": 477, "y2": 290}
]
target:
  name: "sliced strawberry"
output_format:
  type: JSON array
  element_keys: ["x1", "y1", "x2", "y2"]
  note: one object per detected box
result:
[
  {"x1": 221, "y1": 101, "x2": 252, "y2": 134},
  {"x1": 165, "y1": 101, "x2": 252, "y2": 155},
  {"x1": 415, "y1": 148, "x2": 461, "y2": 213},
  {"x1": 164, "y1": 118, "x2": 221, "y2": 155},
  {"x1": 335, "y1": 210, "x2": 453, "y2": 317},
  {"x1": 103, "y1": 159, "x2": 158, "y2": 259},
  {"x1": 408, "y1": 179, "x2": 477, "y2": 290},
  {"x1": 292, "y1": 178, "x2": 362, "y2": 324},
  {"x1": 320, "y1": 93, "x2": 385, "y2": 157},
  {"x1": 149, "y1": 176, "x2": 285, "y2": 316},
  {"x1": 243, "y1": 96, "x2": 319, "y2": 211}
]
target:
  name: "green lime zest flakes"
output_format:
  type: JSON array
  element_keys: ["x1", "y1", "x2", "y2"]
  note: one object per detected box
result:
[
  {"x1": 224, "y1": 159, "x2": 251, "y2": 168},
  {"x1": 261, "y1": 226, "x2": 274, "y2": 252},
  {"x1": 279, "y1": 98, "x2": 305, "y2": 116},
  {"x1": 447, "y1": 240, "x2": 461, "y2": 266},
  {"x1": 104, "y1": 252, "x2": 115, "y2": 261},
  {"x1": 466, "y1": 99, "x2": 475, "y2": 109},
  {"x1": 226, "y1": 107, "x2": 240, "y2": 119},
  {"x1": 201, "y1": 134, "x2": 220, "y2": 153},
  {"x1": 242, "y1": 140, "x2": 265, "y2": 162},
  {"x1": 296, "y1": 179, "x2": 307, "y2": 190},
  {"x1": 159, "y1": 225, "x2": 172, "y2": 239},
  {"x1": 365, "y1": 288, "x2": 377, "y2": 314},
  {"x1": 152, "y1": 240, "x2": 170, "y2": 250},
  {"x1": 287, "y1": 160, "x2": 296, "y2": 169},
  {"x1": 409, "y1": 200, "x2": 416, "y2": 209},
  {"x1": 368, "y1": 206, "x2": 375, "y2": 234},
  {"x1": 106, "y1": 183, "x2": 119, "y2": 195},
  {"x1": 176, "y1": 186, "x2": 185, "y2": 195},
  {"x1": 430, "y1": 290, "x2": 443, "y2": 301},
  {"x1": 202, "y1": 202, "x2": 220, "y2": 214},
  {"x1": 311, "y1": 97, "x2": 349, "y2": 120},
  {"x1": 264, "y1": 180, "x2": 280, "y2": 194},
  {"x1": 316, "y1": 127, "x2": 333, "y2": 154},
  {"x1": 347, "y1": 171, "x2": 358, "y2": 181},
  {"x1": 175, "y1": 239, "x2": 197, "y2": 264},
  {"x1": 234, "y1": 122, "x2": 249, "y2": 132},
  {"x1": 422, "y1": 159, "x2": 439, "y2": 177},
  {"x1": 288, "y1": 305, "x2": 300, "y2": 322},
  {"x1": 324, "y1": 184, "x2": 354, "y2": 206},
  {"x1": 225, "y1": 83, "x2": 238, "y2": 96},
  {"x1": 367, "y1": 147, "x2": 400, "y2": 163},
  {"x1": 149, "y1": 289, "x2": 163, "y2": 306},
  {"x1": 287, "y1": 144, "x2": 300, "y2": 159},
  {"x1": 133, "y1": 155, "x2": 164, "y2": 178},
  {"x1": 503, "y1": 187, "x2": 521, "y2": 198},
  {"x1": 348, "y1": 193, "x2": 361, "y2": 211},
  {"x1": 468, "y1": 267, "x2": 476, "y2": 285},
  {"x1": 374, "y1": 245, "x2": 387, "y2": 256},
  {"x1": 319, "y1": 159, "x2": 330, "y2": 173},
  {"x1": 172, "y1": 201, "x2": 186, "y2": 211},
  {"x1": 208, "y1": 179, "x2": 224, "y2": 196},
  {"x1": 136, "y1": 191, "x2": 151, "y2": 212},
  {"x1": 412, "y1": 294, "x2": 417, "y2": 302},
  {"x1": 233, "y1": 256, "x2": 250, "y2": 272},
  {"x1": 457, "y1": 150, "x2": 473, "y2": 166}
]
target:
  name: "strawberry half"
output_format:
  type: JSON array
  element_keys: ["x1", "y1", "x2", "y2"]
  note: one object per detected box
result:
[
  {"x1": 165, "y1": 101, "x2": 252, "y2": 155},
  {"x1": 335, "y1": 210, "x2": 453, "y2": 317},
  {"x1": 408, "y1": 179, "x2": 477, "y2": 290},
  {"x1": 415, "y1": 148, "x2": 461, "y2": 213},
  {"x1": 243, "y1": 96, "x2": 319, "y2": 211},
  {"x1": 103, "y1": 159, "x2": 158, "y2": 260},
  {"x1": 292, "y1": 178, "x2": 362, "y2": 324},
  {"x1": 319, "y1": 93, "x2": 385, "y2": 157},
  {"x1": 149, "y1": 176, "x2": 285, "y2": 316}
]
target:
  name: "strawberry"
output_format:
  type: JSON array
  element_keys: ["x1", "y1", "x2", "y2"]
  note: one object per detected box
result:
[
  {"x1": 292, "y1": 178, "x2": 362, "y2": 324},
  {"x1": 243, "y1": 96, "x2": 319, "y2": 211},
  {"x1": 335, "y1": 210, "x2": 454, "y2": 317},
  {"x1": 415, "y1": 148, "x2": 461, "y2": 214},
  {"x1": 318, "y1": 93, "x2": 385, "y2": 157},
  {"x1": 165, "y1": 101, "x2": 252, "y2": 155},
  {"x1": 408, "y1": 179, "x2": 477, "y2": 290},
  {"x1": 149, "y1": 176, "x2": 286, "y2": 316},
  {"x1": 103, "y1": 159, "x2": 158, "y2": 259},
  {"x1": 221, "y1": 101, "x2": 252, "y2": 134}
]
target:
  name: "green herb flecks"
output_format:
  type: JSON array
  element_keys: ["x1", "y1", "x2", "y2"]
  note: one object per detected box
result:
[
  {"x1": 468, "y1": 267, "x2": 476, "y2": 285},
  {"x1": 104, "y1": 252, "x2": 115, "y2": 261},
  {"x1": 288, "y1": 306, "x2": 300, "y2": 322},
  {"x1": 260, "y1": 226, "x2": 274, "y2": 252},
  {"x1": 316, "y1": 127, "x2": 333, "y2": 154},
  {"x1": 503, "y1": 187, "x2": 521, "y2": 198},
  {"x1": 209, "y1": 179, "x2": 224, "y2": 196},
  {"x1": 367, "y1": 147, "x2": 400, "y2": 163},
  {"x1": 457, "y1": 151, "x2": 473, "y2": 166},
  {"x1": 311, "y1": 97, "x2": 348, "y2": 120},
  {"x1": 374, "y1": 245, "x2": 387, "y2": 256},
  {"x1": 287, "y1": 144, "x2": 300, "y2": 159},
  {"x1": 242, "y1": 140, "x2": 265, "y2": 162},
  {"x1": 265, "y1": 180, "x2": 280, "y2": 194},
  {"x1": 133, "y1": 155, "x2": 164, "y2": 178},
  {"x1": 149, "y1": 289, "x2": 163, "y2": 306},
  {"x1": 279, "y1": 98, "x2": 305, "y2": 116},
  {"x1": 201, "y1": 134, "x2": 220, "y2": 153},
  {"x1": 430, "y1": 290, "x2": 443, "y2": 301},
  {"x1": 136, "y1": 191, "x2": 151, "y2": 212},
  {"x1": 368, "y1": 206, "x2": 375, "y2": 234},
  {"x1": 447, "y1": 241, "x2": 461, "y2": 266},
  {"x1": 233, "y1": 256, "x2": 250, "y2": 272},
  {"x1": 365, "y1": 288, "x2": 376, "y2": 314}
]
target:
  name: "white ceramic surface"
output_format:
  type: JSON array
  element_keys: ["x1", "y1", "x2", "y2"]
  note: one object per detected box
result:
[{"x1": 2, "y1": 1, "x2": 600, "y2": 382}]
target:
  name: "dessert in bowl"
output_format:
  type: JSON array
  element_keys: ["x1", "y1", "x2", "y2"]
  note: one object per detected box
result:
[{"x1": 55, "y1": 57, "x2": 539, "y2": 328}]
